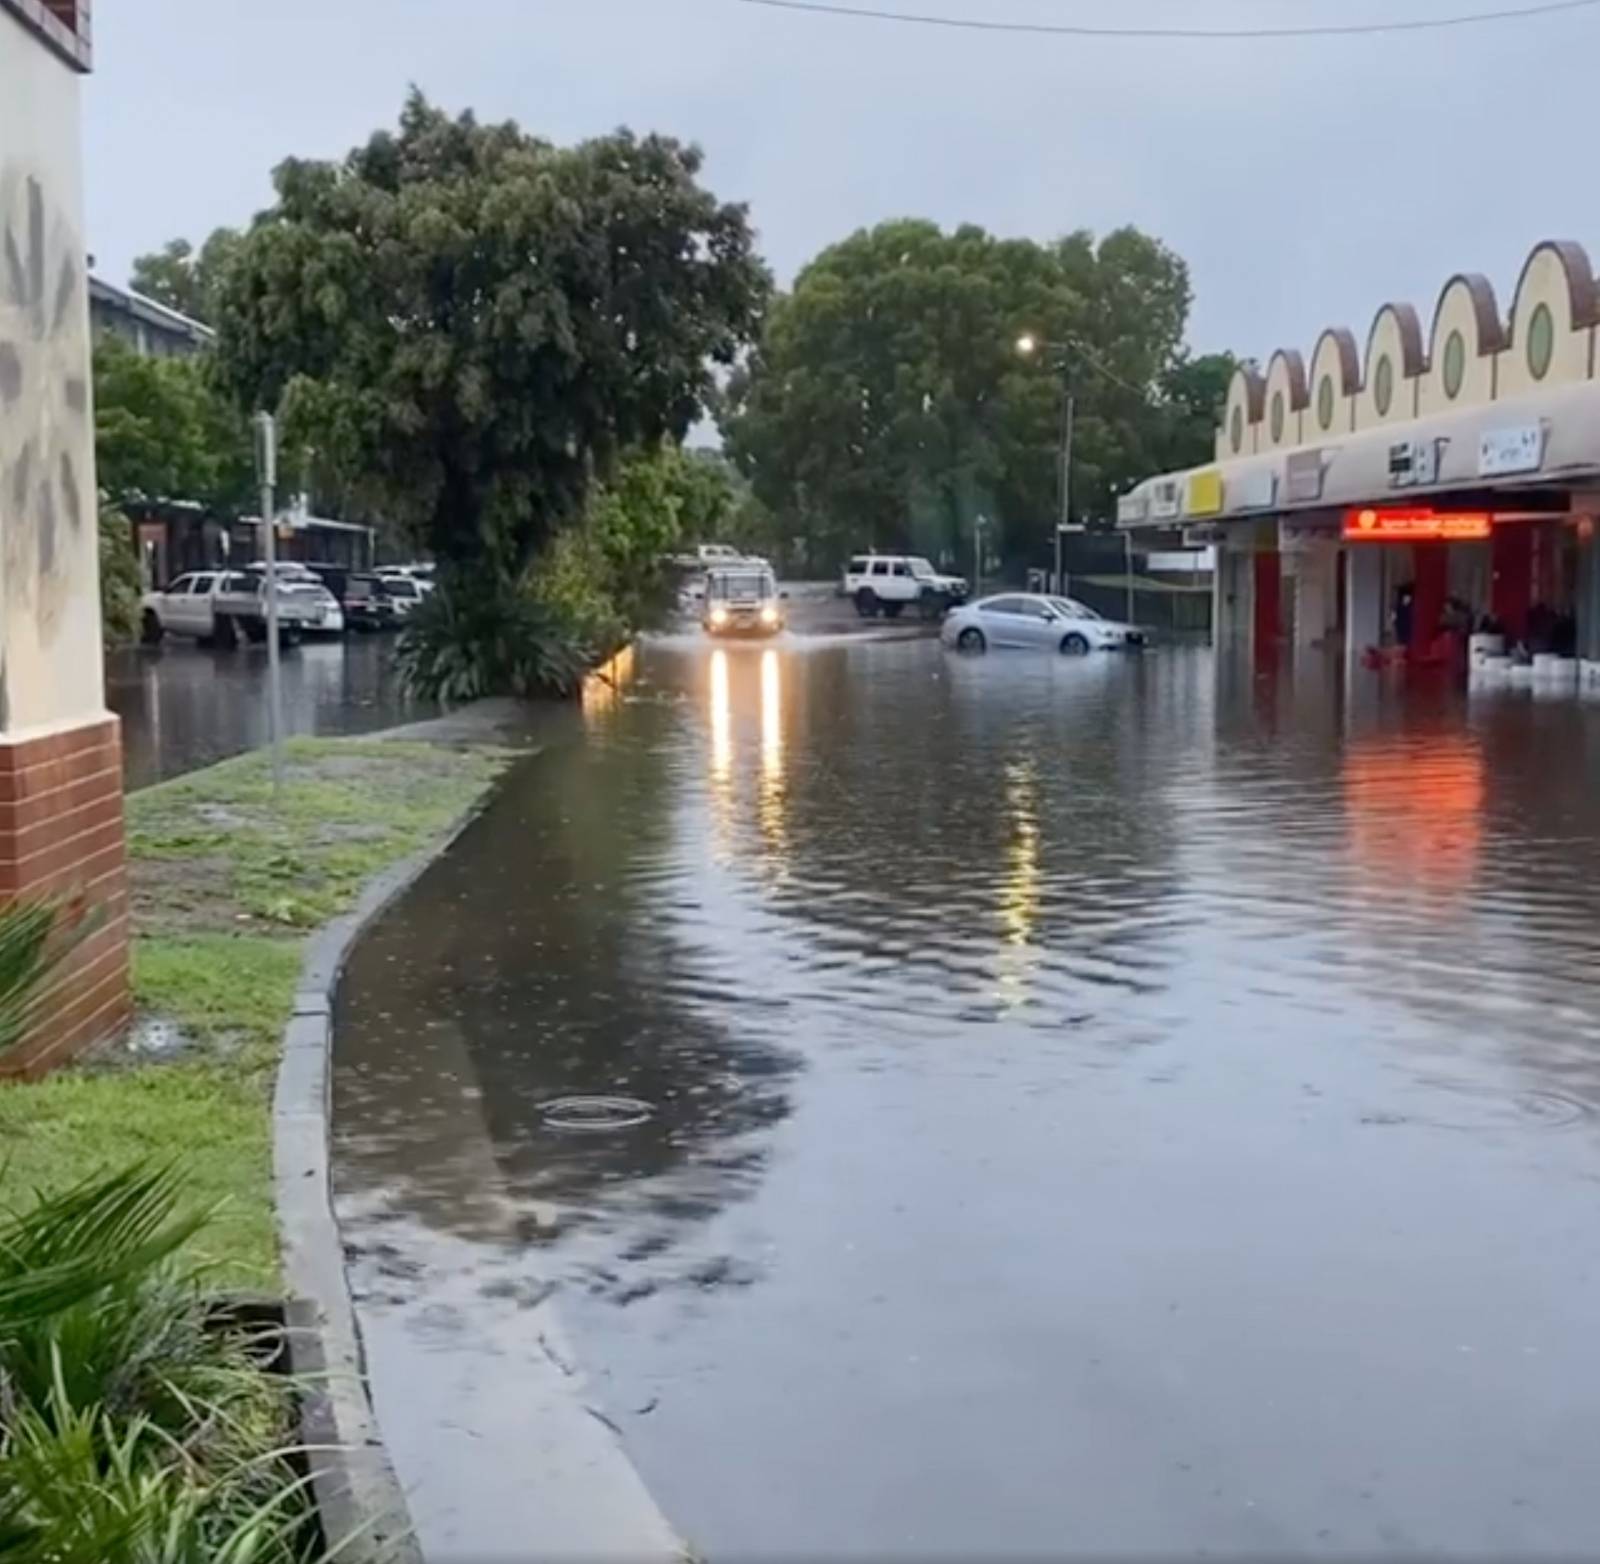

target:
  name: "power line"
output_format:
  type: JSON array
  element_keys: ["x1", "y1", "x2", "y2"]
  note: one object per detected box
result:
[{"x1": 732, "y1": 0, "x2": 1600, "y2": 40}]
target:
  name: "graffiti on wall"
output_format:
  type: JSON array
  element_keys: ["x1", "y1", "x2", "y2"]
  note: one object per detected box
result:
[{"x1": 0, "y1": 162, "x2": 90, "y2": 645}]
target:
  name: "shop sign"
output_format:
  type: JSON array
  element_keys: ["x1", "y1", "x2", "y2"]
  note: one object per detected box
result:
[
  {"x1": 1388, "y1": 438, "x2": 1440, "y2": 489},
  {"x1": 1343, "y1": 506, "x2": 1491, "y2": 542},
  {"x1": 1231, "y1": 468, "x2": 1277, "y2": 511},
  {"x1": 1478, "y1": 423, "x2": 1546, "y2": 478},
  {"x1": 1116, "y1": 491, "x2": 1148, "y2": 525},
  {"x1": 1149, "y1": 479, "x2": 1181, "y2": 520},
  {"x1": 1185, "y1": 469, "x2": 1224, "y2": 517},
  {"x1": 1183, "y1": 524, "x2": 1227, "y2": 546},
  {"x1": 1284, "y1": 449, "x2": 1326, "y2": 503}
]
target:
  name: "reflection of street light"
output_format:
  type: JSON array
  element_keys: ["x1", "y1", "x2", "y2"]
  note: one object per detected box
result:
[{"x1": 1016, "y1": 333, "x2": 1039, "y2": 358}]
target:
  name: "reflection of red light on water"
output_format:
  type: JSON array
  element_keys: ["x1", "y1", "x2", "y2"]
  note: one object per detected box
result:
[{"x1": 1344, "y1": 735, "x2": 1485, "y2": 897}]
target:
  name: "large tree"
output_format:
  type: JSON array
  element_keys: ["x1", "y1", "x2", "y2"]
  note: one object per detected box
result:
[
  {"x1": 212, "y1": 90, "x2": 769, "y2": 587},
  {"x1": 721, "y1": 220, "x2": 1209, "y2": 570},
  {"x1": 93, "y1": 336, "x2": 252, "y2": 511},
  {"x1": 129, "y1": 229, "x2": 243, "y2": 326}
]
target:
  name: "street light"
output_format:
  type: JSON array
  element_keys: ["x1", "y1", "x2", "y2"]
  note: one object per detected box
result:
[{"x1": 1015, "y1": 333, "x2": 1078, "y2": 595}]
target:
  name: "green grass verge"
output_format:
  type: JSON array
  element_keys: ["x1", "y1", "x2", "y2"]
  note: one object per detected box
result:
[{"x1": 0, "y1": 736, "x2": 510, "y2": 1286}]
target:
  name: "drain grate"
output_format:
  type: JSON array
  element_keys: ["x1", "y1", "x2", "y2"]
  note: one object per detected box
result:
[{"x1": 540, "y1": 1095, "x2": 654, "y2": 1132}]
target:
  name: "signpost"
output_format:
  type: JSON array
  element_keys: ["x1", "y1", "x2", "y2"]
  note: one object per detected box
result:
[{"x1": 253, "y1": 412, "x2": 284, "y2": 795}]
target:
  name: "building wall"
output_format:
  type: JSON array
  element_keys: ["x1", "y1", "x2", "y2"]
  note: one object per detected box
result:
[
  {"x1": 0, "y1": 5, "x2": 127, "y2": 1076},
  {"x1": 0, "y1": 6, "x2": 104, "y2": 737}
]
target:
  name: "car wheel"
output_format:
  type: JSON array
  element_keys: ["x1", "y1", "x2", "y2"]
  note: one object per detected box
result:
[
  {"x1": 854, "y1": 588, "x2": 879, "y2": 619},
  {"x1": 1060, "y1": 631, "x2": 1090, "y2": 656},
  {"x1": 244, "y1": 621, "x2": 267, "y2": 644},
  {"x1": 140, "y1": 610, "x2": 164, "y2": 645},
  {"x1": 957, "y1": 627, "x2": 987, "y2": 653},
  {"x1": 882, "y1": 601, "x2": 904, "y2": 620}
]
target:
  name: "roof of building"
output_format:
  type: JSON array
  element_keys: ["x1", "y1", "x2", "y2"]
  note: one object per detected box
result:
[
  {"x1": 1121, "y1": 237, "x2": 1600, "y2": 530},
  {"x1": 89, "y1": 276, "x2": 216, "y2": 348}
]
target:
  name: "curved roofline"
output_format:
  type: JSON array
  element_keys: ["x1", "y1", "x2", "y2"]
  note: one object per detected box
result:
[
  {"x1": 1509, "y1": 238, "x2": 1599, "y2": 332},
  {"x1": 1266, "y1": 348, "x2": 1309, "y2": 410},
  {"x1": 1428, "y1": 272, "x2": 1507, "y2": 357},
  {"x1": 1365, "y1": 302, "x2": 1425, "y2": 379},
  {"x1": 1310, "y1": 328, "x2": 1361, "y2": 394}
]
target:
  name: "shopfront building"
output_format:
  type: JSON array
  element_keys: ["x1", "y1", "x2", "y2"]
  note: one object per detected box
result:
[{"x1": 1119, "y1": 239, "x2": 1600, "y2": 695}]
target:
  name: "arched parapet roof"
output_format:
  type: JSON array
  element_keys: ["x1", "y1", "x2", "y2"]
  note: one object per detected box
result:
[
  {"x1": 1217, "y1": 364, "x2": 1266, "y2": 460},
  {"x1": 1207, "y1": 240, "x2": 1600, "y2": 455},
  {"x1": 1261, "y1": 349, "x2": 1308, "y2": 450}
]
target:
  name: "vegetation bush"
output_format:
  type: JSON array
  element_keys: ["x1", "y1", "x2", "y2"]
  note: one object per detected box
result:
[
  {"x1": 99, "y1": 504, "x2": 144, "y2": 648},
  {"x1": 0, "y1": 1165, "x2": 323, "y2": 1564},
  {"x1": 394, "y1": 578, "x2": 594, "y2": 704}
]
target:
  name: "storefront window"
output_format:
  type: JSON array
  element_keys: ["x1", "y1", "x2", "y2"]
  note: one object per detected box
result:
[
  {"x1": 1374, "y1": 355, "x2": 1394, "y2": 417},
  {"x1": 1443, "y1": 331, "x2": 1465, "y2": 399},
  {"x1": 1528, "y1": 303, "x2": 1555, "y2": 381}
]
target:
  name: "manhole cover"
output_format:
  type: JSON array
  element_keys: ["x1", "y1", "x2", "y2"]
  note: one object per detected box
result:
[{"x1": 540, "y1": 1095, "x2": 654, "y2": 1132}]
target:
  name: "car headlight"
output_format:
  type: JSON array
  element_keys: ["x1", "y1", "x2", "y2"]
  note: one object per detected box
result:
[
  {"x1": 710, "y1": 606, "x2": 729, "y2": 627},
  {"x1": 759, "y1": 603, "x2": 778, "y2": 625}
]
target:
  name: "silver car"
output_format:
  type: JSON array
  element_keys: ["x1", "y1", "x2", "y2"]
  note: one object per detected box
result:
[{"x1": 941, "y1": 593, "x2": 1145, "y2": 655}]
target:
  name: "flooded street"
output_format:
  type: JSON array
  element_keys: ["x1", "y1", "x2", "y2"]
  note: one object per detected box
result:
[
  {"x1": 107, "y1": 637, "x2": 432, "y2": 790},
  {"x1": 334, "y1": 635, "x2": 1600, "y2": 1559}
]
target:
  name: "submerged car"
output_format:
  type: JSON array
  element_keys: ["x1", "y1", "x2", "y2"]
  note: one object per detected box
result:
[
  {"x1": 941, "y1": 593, "x2": 1144, "y2": 655},
  {"x1": 704, "y1": 565, "x2": 784, "y2": 637}
]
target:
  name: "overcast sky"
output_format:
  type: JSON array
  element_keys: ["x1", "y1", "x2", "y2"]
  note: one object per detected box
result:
[{"x1": 86, "y1": 0, "x2": 1600, "y2": 365}]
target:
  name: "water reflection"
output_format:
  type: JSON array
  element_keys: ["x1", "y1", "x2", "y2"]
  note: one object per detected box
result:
[
  {"x1": 107, "y1": 637, "x2": 432, "y2": 788},
  {"x1": 335, "y1": 639, "x2": 1600, "y2": 1560}
]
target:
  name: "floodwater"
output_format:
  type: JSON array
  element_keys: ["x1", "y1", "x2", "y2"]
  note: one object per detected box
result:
[
  {"x1": 334, "y1": 636, "x2": 1600, "y2": 1560},
  {"x1": 107, "y1": 636, "x2": 432, "y2": 789}
]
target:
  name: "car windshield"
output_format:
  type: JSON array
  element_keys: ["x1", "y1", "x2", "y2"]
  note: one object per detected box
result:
[
  {"x1": 710, "y1": 570, "x2": 773, "y2": 602},
  {"x1": 908, "y1": 558, "x2": 937, "y2": 579},
  {"x1": 1049, "y1": 597, "x2": 1102, "y2": 621}
]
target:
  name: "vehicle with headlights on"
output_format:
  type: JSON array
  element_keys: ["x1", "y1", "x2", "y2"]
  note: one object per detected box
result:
[{"x1": 703, "y1": 565, "x2": 784, "y2": 637}]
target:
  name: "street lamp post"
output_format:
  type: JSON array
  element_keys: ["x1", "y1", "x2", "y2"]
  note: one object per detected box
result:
[
  {"x1": 252, "y1": 412, "x2": 284, "y2": 797},
  {"x1": 1018, "y1": 333, "x2": 1078, "y2": 596}
]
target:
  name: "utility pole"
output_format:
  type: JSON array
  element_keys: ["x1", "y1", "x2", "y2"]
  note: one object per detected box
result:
[
  {"x1": 1056, "y1": 389, "x2": 1075, "y2": 596},
  {"x1": 253, "y1": 412, "x2": 284, "y2": 797},
  {"x1": 974, "y1": 514, "x2": 988, "y2": 598}
]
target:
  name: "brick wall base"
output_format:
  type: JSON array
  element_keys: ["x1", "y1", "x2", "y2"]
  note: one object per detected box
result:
[{"x1": 0, "y1": 716, "x2": 129, "y2": 1077}]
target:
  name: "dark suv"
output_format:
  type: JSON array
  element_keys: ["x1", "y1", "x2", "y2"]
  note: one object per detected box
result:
[{"x1": 340, "y1": 573, "x2": 398, "y2": 631}]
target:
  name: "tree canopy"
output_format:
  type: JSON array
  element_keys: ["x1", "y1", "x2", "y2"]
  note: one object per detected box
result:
[
  {"x1": 128, "y1": 230, "x2": 244, "y2": 326},
  {"x1": 211, "y1": 90, "x2": 770, "y2": 585},
  {"x1": 93, "y1": 336, "x2": 252, "y2": 512},
  {"x1": 721, "y1": 219, "x2": 1227, "y2": 571}
]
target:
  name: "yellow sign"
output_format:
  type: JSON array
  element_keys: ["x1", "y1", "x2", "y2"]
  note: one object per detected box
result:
[{"x1": 1185, "y1": 470, "x2": 1224, "y2": 517}]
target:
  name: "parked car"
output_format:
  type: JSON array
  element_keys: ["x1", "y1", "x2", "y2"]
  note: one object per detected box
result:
[
  {"x1": 140, "y1": 570, "x2": 322, "y2": 647},
  {"x1": 375, "y1": 565, "x2": 436, "y2": 597},
  {"x1": 941, "y1": 594, "x2": 1146, "y2": 655},
  {"x1": 703, "y1": 564, "x2": 784, "y2": 637},
  {"x1": 245, "y1": 563, "x2": 344, "y2": 635},
  {"x1": 843, "y1": 555, "x2": 968, "y2": 619},
  {"x1": 340, "y1": 572, "x2": 399, "y2": 631},
  {"x1": 376, "y1": 573, "x2": 427, "y2": 618}
]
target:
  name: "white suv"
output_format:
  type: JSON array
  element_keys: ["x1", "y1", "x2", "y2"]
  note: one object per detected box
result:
[{"x1": 842, "y1": 555, "x2": 969, "y2": 620}]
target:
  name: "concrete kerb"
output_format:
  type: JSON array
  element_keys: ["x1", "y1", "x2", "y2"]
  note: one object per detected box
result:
[
  {"x1": 272, "y1": 822, "x2": 472, "y2": 1564},
  {"x1": 271, "y1": 725, "x2": 687, "y2": 1562}
]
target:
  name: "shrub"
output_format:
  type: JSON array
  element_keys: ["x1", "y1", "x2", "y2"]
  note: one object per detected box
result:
[
  {"x1": 394, "y1": 577, "x2": 594, "y2": 704},
  {"x1": 99, "y1": 503, "x2": 144, "y2": 647},
  {"x1": 0, "y1": 1165, "x2": 321, "y2": 1564}
]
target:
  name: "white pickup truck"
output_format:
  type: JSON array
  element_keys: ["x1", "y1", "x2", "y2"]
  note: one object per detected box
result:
[{"x1": 140, "y1": 569, "x2": 325, "y2": 648}]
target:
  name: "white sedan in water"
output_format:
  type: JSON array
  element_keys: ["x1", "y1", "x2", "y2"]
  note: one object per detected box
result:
[{"x1": 941, "y1": 593, "x2": 1145, "y2": 655}]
